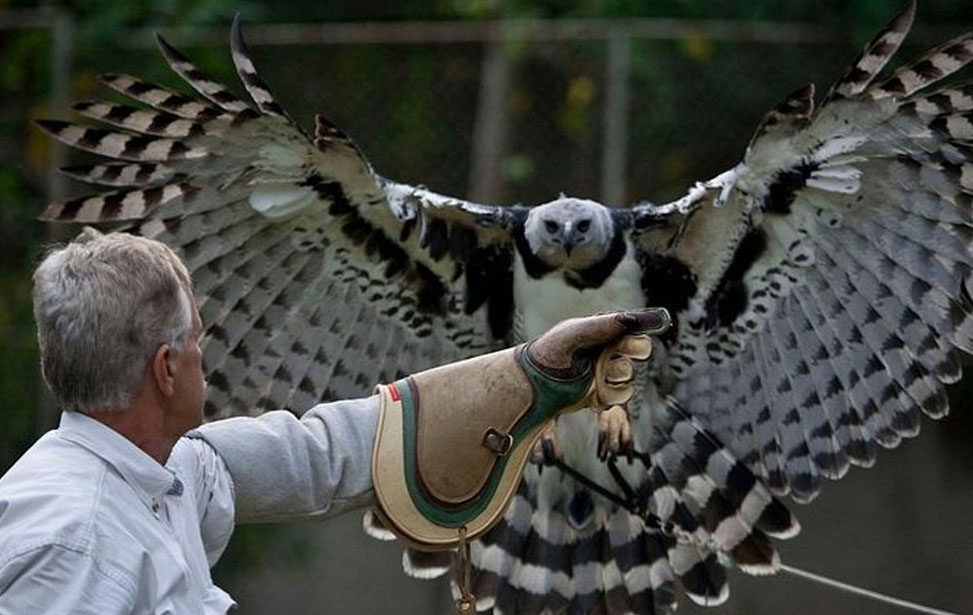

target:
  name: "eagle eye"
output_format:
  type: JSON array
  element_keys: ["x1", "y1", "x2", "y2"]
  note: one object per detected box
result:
[
  {"x1": 544, "y1": 220, "x2": 559, "y2": 234},
  {"x1": 576, "y1": 219, "x2": 591, "y2": 233}
]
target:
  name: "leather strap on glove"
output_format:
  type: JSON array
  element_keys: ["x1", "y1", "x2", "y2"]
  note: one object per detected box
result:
[{"x1": 370, "y1": 308, "x2": 670, "y2": 552}]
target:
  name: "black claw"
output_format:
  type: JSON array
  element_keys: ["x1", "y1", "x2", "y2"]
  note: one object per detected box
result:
[{"x1": 542, "y1": 439, "x2": 556, "y2": 464}]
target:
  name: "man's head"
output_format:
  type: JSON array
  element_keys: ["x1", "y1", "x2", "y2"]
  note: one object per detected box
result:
[{"x1": 33, "y1": 228, "x2": 201, "y2": 424}]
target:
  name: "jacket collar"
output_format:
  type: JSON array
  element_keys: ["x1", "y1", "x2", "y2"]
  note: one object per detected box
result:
[{"x1": 56, "y1": 410, "x2": 183, "y2": 503}]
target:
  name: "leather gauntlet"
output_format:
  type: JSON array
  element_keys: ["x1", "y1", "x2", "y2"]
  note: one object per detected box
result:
[{"x1": 370, "y1": 308, "x2": 670, "y2": 550}]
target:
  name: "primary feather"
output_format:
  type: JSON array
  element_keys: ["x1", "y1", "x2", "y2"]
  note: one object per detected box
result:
[{"x1": 37, "y1": 2, "x2": 973, "y2": 612}]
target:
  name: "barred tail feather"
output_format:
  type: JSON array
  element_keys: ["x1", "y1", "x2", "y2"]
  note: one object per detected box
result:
[
  {"x1": 403, "y1": 549, "x2": 453, "y2": 579},
  {"x1": 362, "y1": 509, "x2": 397, "y2": 542},
  {"x1": 460, "y1": 488, "x2": 678, "y2": 615},
  {"x1": 648, "y1": 402, "x2": 798, "y2": 553}
]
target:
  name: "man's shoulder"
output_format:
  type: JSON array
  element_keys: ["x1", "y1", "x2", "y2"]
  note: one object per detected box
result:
[
  {"x1": 0, "y1": 430, "x2": 107, "y2": 496},
  {"x1": 168, "y1": 434, "x2": 225, "y2": 489},
  {"x1": 0, "y1": 432, "x2": 108, "y2": 559}
]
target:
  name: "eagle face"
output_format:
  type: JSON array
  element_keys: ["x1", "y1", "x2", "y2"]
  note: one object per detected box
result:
[{"x1": 523, "y1": 197, "x2": 615, "y2": 270}]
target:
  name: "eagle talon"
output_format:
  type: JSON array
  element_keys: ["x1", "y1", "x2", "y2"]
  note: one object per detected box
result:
[
  {"x1": 597, "y1": 404, "x2": 633, "y2": 462},
  {"x1": 531, "y1": 421, "x2": 562, "y2": 465}
]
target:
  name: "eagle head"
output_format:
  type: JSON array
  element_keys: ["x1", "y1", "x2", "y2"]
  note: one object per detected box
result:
[{"x1": 523, "y1": 196, "x2": 615, "y2": 270}]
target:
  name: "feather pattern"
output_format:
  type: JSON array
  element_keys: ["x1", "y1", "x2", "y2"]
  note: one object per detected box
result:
[
  {"x1": 825, "y1": 1, "x2": 915, "y2": 100},
  {"x1": 35, "y1": 5, "x2": 973, "y2": 614},
  {"x1": 98, "y1": 72, "x2": 228, "y2": 120}
]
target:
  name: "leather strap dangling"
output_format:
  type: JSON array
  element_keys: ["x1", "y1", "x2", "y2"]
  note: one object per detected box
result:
[{"x1": 454, "y1": 526, "x2": 475, "y2": 615}]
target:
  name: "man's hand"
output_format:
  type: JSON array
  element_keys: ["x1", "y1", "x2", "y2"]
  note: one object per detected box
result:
[
  {"x1": 527, "y1": 309, "x2": 666, "y2": 371},
  {"x1": 524, "y1": 307, "x2": 669, "y2": 412}
]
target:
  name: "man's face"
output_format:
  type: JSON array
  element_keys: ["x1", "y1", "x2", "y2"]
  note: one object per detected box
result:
[{"x1": 170, "y1": 292, "x2": 206, "y2": 434}]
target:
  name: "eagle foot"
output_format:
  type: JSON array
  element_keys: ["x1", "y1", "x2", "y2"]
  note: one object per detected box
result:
[{"x1": 598, "y1": 404, "x2": 634, "y2": 463}]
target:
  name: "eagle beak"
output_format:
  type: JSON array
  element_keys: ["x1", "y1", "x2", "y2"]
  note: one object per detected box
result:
[{"x1": 563, "y1": 229, "x2": 582, "y2": 256}]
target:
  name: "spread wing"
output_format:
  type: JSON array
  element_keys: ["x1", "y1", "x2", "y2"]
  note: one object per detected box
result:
[
  {"x1": 633, "y1": 1, "x2": 973, "y2": 503},
  {"x1": 36, "y1": 18, "x2": 521, "y2": 419}
]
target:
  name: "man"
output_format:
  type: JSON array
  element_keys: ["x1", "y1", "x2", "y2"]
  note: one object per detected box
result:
[{"x1": 0, "y1": 228, "x2": 661, "y2": 614}]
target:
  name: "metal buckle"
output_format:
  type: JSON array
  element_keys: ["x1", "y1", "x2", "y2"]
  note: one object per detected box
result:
[{"x1": 482, "y1": 427, "x2": 514, "y2": 456}]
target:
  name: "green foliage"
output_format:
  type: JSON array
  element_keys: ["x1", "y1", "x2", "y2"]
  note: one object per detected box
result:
[
  {"x1": 445, "y1": 0, "x2": 971, "y2": 22},
  {"x1": 0, "y1": 167, "x2": 44, "y2": 471}
]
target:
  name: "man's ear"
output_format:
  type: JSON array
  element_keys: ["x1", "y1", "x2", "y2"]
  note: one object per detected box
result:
[{"x1": 151, "y1": 343, "x2": 176, "y2": 397}]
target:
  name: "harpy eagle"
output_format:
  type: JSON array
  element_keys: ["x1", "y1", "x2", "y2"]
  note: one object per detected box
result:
[{"x1": 37, "y1": 2, "x2": 973, "y2": 613}]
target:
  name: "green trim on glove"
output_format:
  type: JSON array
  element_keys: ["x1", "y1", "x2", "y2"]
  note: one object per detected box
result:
[{"x1": 396, "y1": 346, "x2": 594, "y2": 528}]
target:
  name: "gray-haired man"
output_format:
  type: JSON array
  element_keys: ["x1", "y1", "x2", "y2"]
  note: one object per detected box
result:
[{"x1": 0, "y1": 228, "x2": 664, "y2": 614}]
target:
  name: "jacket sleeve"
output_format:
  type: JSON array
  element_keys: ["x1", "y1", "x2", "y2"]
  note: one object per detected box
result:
[
  {"x1": 168, "y1": 437, "x2": 236, "y2": 566},
  {"x1": 186, "y1": 396, "x2": 379, "y2": 524}
]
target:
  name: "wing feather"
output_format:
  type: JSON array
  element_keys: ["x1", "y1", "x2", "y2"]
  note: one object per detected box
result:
[
  {"x1": 71, "y1": 100, "x2": 218, "y2": 138},
  {"x1": 822, "y1": 232, "x2": 947, "y2": 420},
  {"x1": 793, "y1": 283, "x2": 879, "y2": 466},
  {"x1": 818, "y1": 261, "x2": 905, "y2": 448},
  {"x1": 872, "y1": 32, "x2": 973, "y2": 99},
  {"x1": 774, "y1": 300, "x2": 848, "y2": 480},
  {"x1": 721, "y1": 348, "x2": 770, "y2": 475},
  {"x1": 60, "y1": 162, "x2": 179, "y2": 188},
  {"x1": 205, "y1": 241, "x2": 319, "y2": 416},
  {"x1": 825, "y1": 0, "x2": 915, "y2": 100},
  {"x1": 196, "y1": 227, "x2": 298, "y2": 400},
  {"x1": 790, "y1": 284, "x2": 870, "y2": 465},
  {"x1": 257, "y1": 255, "x2": 335, "y2": 407},
  {"x1": 99, "y1": 73, "x2": 227, "y2": 120},
  {"x1": 753, "y1": 330, "x2": 822, "y2": 499},
  {"x1": 36, "y1": 120, "x2": 207, "y2": 162},
  {"x1": 229, "y1": 16, "x2": 289, "y2": 119},
  {"x1": 155, "y1": 34, "x2": 253, "y2": 113}
]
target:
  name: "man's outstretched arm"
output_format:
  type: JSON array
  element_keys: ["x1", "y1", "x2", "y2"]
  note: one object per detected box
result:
[{"x1": 185, "y1": 396, "x2": 379, "y2": 525}]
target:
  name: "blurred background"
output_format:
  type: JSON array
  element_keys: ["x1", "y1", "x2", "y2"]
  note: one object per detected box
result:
[{"x1": 1, "y1": 0, "x2": 972, "y2": 613}]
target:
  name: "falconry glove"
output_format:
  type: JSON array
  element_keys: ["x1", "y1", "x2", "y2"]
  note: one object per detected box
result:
[{"x1": 370, "y1": 307, "x2": 670, "y2": 554}]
